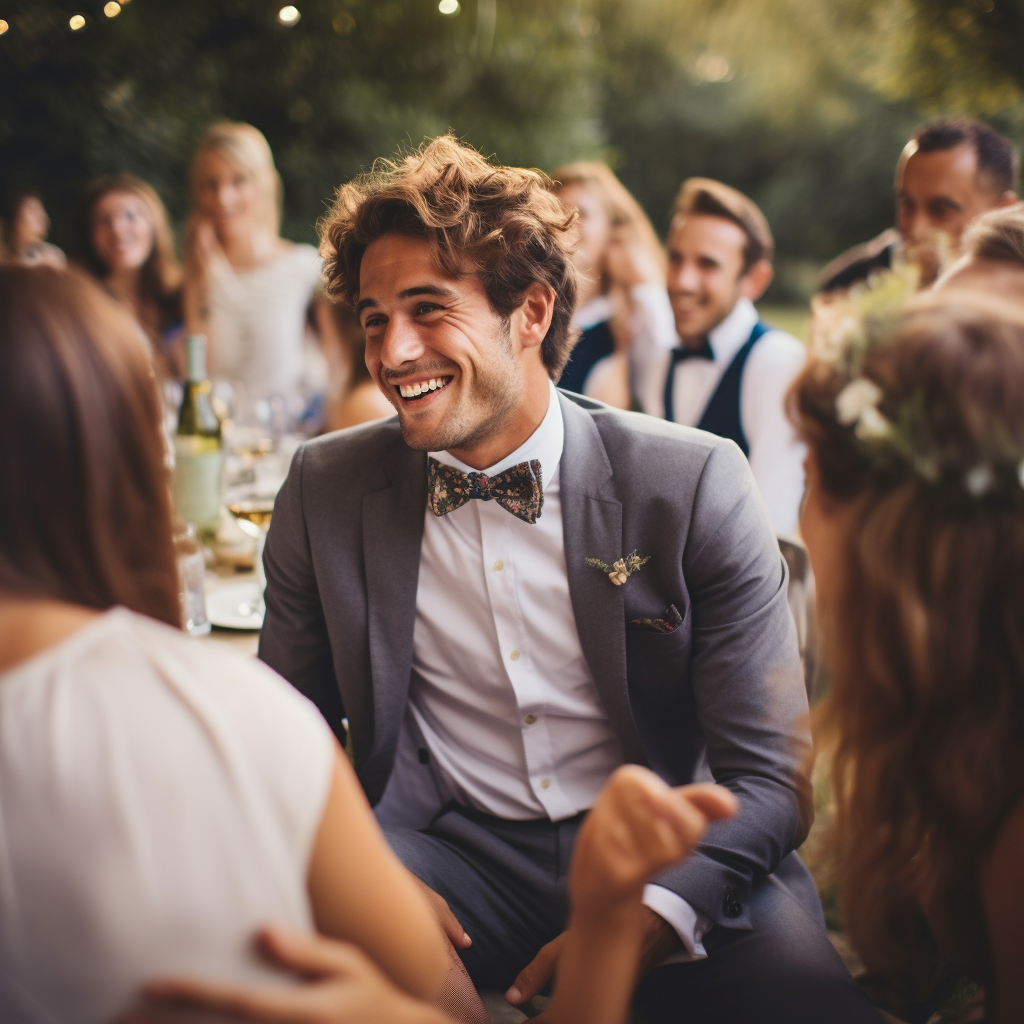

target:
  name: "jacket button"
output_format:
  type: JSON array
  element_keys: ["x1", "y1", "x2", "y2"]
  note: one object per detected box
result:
[{"x1": 722, "y1": 888, "x2": 743, "y2": 918}]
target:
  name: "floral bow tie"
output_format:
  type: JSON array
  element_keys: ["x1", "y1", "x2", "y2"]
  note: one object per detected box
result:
[{"x1": 426, "y1": 457, "x2": 544, "y2": 524}]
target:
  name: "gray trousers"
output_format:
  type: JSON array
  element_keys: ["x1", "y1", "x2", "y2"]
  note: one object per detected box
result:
[{"x1": 384, "y1": 805, "x2": 883, "y2": 1024}]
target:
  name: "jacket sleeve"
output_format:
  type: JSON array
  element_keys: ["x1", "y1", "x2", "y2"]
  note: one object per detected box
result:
[
  {"x1": 653, "y1": 439, "x2": 813, "y2": 931},
  {"x1": 258, "y1": 444, "x2": 348, "y2": 745}
]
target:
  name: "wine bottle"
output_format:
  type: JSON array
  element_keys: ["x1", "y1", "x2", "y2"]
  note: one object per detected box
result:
[{"x1": 171, "y1": 334, "x2": 223, "y2": 536}]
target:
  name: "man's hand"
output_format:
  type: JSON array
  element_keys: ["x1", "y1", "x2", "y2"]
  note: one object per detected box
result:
[
  {"x1": 121, "y1": 925, "x2": 447, "y2": 1024},
  {"x1": 505, "y1": 908, "x2": 681, "y2": 1006},
  {"x1": 410, "y1": 874, "x2": 472, "y2": 951}
]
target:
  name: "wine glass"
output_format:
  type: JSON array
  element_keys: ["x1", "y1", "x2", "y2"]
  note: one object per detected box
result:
[{"x1": 225, "y1": 494, "x2": 275, "y2": 621}]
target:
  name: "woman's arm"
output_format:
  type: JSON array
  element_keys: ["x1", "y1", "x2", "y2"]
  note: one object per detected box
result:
[
  {"x1": 982, "y1": 800, "x2": 1024, "y2": 1023},
  {"x1": 540, "y1": 767, "x2": 737, "y2": 1024},
  {"x1": 307, "y1": 749, "x2": 449, "y2": 1003}
]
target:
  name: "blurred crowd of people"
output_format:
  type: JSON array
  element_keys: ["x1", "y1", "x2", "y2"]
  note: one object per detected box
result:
[
  {"x1": 6, "y1": 116, "x2": 1020, "y2": 534},
  {"x1": 2, "y1": 113, "x2": 1024, "y2": 1024}
]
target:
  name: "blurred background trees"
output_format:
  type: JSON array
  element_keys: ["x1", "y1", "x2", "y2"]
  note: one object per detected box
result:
[{"x1": 2, "y1": 0, "x2": 1022, "y2": 299}]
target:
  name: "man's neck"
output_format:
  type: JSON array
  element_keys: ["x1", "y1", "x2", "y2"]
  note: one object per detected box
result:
[{"x1": 446, "y1": 380, "x2": 552, "y2": 472}]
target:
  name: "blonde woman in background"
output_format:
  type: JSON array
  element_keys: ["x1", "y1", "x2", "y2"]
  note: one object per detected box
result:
[
  {"x1": 550, "y1": 163, "x2": 675, "y2": 409},
  {"x1": 184, "y1": 122, "x2": 323, "y2": 422}
]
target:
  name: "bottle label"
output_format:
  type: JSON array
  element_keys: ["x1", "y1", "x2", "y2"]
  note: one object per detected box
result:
[{"x1": 172, "y1": 437, "x2": 223, "y2": 531}]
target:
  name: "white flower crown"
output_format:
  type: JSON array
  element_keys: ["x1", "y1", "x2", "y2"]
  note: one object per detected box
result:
[{"x1": 813, "y1": 268, "x2": 1024, "y2": 501}]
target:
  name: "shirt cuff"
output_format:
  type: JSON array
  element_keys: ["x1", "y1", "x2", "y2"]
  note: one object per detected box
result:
[{"x1": 642, "y1": 884, "x2": 712, "y2": 963}]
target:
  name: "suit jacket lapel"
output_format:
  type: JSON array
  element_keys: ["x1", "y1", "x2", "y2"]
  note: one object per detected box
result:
[
  {"x1": 362, "y1": 437, "x2": 427, "y2": 779},
  {"x1": 558, "y1": 393, "x2": 646, "y2": 764}
]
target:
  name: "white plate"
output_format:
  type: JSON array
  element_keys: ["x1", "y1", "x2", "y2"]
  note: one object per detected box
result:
[{"x1": 206, "y1": 582, "x2": 264, "y2": 631}]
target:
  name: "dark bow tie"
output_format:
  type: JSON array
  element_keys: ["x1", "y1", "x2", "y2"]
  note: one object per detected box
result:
[
  {"x1": 664, "y1": 339, "x2": 714, "y2": 423},
  {"x1": 669, "y1": 339, "x2": 715, "y2": 363},
  {"x1": 427, "y1": 457, "x2": 544, "y2": 524}
]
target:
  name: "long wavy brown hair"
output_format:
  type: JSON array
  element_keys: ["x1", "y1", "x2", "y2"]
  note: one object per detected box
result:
[
  {"x1": 789, "y1": 291, "x2": 1024, "y2": 990},
  {"x1": 0, "y1": 266, "x2": 180, "y2": 628}
]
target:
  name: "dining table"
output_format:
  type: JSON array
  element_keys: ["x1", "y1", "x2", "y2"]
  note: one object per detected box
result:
[{"x1": 199, "y1": 563, "x2": 262, "y2": 657}]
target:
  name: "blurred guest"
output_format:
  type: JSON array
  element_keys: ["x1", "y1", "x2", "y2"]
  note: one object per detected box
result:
[
  {"x1": 184, "y1": 121, "x2": 323, "y2": 416},
  {"x1": 72, "y1": 175, "x2": 184, "y2": 379},
  {"x1": 791, "y1": 291, "x2": 1024, "y2": 1024},
  {"x1": 0, "y1": 265, "x2": 463, "y2": 1024},
  {"x1": 635, "y1": 178, "x2": 806, "y2": 536},
  {"x1": 0, "y1": 190, "x2": 66, "y2": 269},
  {"x1": 312, "y1": 294, "x2": 394, "y2": 432},
  {"x1": 935, "y1": 201, "x2": 1024, "y2": 300},
  {"x1": 819, "y1": 118, "x2": 1018, "y2": 292},
  {"x1": 550, "y1": 162, "x2": 675, "y2": 408}
]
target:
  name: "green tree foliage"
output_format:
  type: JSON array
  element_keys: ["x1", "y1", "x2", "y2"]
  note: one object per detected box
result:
[
  {"x1": 1, "y1": 0, "x2": 1022, "y2": 295},
  {"x1": 0, "y1": 0, "x2": 602, "y2": 242}
]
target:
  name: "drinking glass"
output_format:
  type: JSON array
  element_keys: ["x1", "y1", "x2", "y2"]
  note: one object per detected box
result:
[{"x1": 174, "y1": 522, "x2": 211, "y2": 636}]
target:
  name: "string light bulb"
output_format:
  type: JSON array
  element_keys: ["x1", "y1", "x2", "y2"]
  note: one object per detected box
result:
[
  {"x1": 0, "y1": 19, "x2": 9, "y2": 35},
  {"x1": 438, "y1": 0, "x2": 460, "y2": 13},
  {"x1": 103, "y1": 2, "x2": 121, "y2": 17},
  {"x1": 277, "y1": 5, "x2": 300, "y2": 25},
  {"x1": 69, "y1": 14, "x2": 86, "y2": 29}
]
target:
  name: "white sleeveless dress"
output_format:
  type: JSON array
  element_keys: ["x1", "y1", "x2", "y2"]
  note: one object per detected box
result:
[{"x1": 0, "y1": 608, "x2": 335, "y2": 1024}]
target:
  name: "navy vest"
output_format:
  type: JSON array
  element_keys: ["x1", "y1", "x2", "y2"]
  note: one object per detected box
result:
[
  {"x1": 558, "y1": 319, "x2": 616, "y2": 396},
  {"x1": 663, "y1": 320, "x2": 771, "y2": 457}
]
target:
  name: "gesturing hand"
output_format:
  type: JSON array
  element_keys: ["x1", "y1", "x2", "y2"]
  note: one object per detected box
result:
[
  {"x1": 122, "y1": 925, "x2": 448, "y2": 1024},
  {"x1": 507, "y1": 767, "x2": 737, "y2": 1009},
  {"x1": 569, "y1": 767, "x2": 737, "y2": 912}
]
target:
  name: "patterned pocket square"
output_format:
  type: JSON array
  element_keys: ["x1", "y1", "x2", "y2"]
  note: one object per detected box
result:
[{"x1": 628, "y1": 604, "x2": 683, "y2": 633}]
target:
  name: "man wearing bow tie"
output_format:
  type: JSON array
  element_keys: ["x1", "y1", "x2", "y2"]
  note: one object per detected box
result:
[
  {"x1": 259, "y1": 137, "x2": 875, "y2": 1023},
  {"x1": 634, "y1": 179, "x2": 806, "y2": 537}
]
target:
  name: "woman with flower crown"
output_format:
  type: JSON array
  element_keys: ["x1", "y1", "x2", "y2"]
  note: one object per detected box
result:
[{"x1": 790, "y1": 288, "x2": 1024, "y2": 1023}]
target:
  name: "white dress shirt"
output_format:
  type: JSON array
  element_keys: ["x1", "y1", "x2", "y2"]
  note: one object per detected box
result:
[
  {"x1": 635, "y1": 298, "x2": 807, "y2": 536},
  {"x1": 374, "y1": 382, "x2": 711, "y2": 958}
]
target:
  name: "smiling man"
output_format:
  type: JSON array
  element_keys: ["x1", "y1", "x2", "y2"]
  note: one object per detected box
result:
[
  {"x1": 819, "y1": 118, "x2": 1019, "y2": 293},
  {"x1": 634, "y1": 178, "x2": 806, "y2": 536},
  {"x1": 258, "y1": 136, "x2": 877, "y2": 1023}
]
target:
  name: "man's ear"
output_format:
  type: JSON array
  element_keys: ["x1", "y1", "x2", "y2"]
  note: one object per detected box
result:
[
  {"x1": 739, "y1": 259, "x2": 774, "y2": 303},
  {"x1": 513, "y1": 282, "x2": 557, "y2": 351}
]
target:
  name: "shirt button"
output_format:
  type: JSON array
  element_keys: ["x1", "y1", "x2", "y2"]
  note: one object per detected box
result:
[
  {"x1": 493, "y1": 560, "x2": 504, "y2": 571},
  {"x1": 510, "y1": 650, "x2": 521, "y2": 661},
  {"x1": 540, "y1": 778, "x2": 550, "y2": 790},
  {"x1": 524, "y1": 714, "x2": 537, "y2": 725}
]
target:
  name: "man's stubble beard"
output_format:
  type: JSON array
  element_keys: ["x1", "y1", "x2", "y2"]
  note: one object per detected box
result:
[{"x1": 397, "y1": 322, "x2": 524, "y2": 455}]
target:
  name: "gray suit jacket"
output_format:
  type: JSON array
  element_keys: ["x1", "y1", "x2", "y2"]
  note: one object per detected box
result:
[{"x1": 259, "y1": 391, "x2": 813, "y2": 932}]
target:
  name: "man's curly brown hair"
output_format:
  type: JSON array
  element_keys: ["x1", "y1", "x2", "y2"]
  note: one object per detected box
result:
[{"x1": 319, "y1": 135, "x2": 580, "y2": 380}]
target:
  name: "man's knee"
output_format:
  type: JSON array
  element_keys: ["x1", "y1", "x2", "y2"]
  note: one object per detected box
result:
[{"x1": 635, "y1": 876, "x2": 882, "y2": 1024}]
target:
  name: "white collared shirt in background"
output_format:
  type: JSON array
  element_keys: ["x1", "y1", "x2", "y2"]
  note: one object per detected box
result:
[
  {"x1": 635, "y1": 297, "x2": 807, "y2": 536},
  {"x1": 374, "y1": 381, "x2": 711, "y2": 958}
]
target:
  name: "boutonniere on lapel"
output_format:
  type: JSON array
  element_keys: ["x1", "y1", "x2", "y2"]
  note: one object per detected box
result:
[{"x1": 585, "y1": 550, "x2": 650, "y2": 587}]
